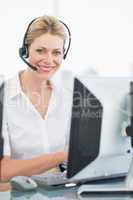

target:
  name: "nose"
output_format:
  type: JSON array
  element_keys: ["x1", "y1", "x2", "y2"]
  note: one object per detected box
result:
[{"x1": 43, "y1": 52, "x2": 53, "y2": 65}]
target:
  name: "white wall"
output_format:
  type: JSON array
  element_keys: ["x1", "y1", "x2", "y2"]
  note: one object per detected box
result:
[
  {"x1": 0, "y1": 0, "x2": 55, "y2": 79},
  {"x1": 0, "y1": 0, "x2": 133, "y2": 78},
  {"x1": 58, "y1": 0, "x2": 133, "y2": 76}
]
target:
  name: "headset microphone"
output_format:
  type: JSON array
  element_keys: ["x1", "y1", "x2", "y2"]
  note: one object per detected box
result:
[
  {"x1": 19, "y1": 48, "x2": 37, "y2": 71},
  {"x1": 19, "y1": 17, "x2": 71, "y2": 71}
]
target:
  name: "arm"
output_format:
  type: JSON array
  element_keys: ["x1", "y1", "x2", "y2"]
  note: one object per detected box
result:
[{"x1": 0, "y1": 151, "x2": 67, "y2": 182}]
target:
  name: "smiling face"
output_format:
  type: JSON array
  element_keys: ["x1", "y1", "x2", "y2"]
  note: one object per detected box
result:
[{"x1": 28, "y1": 33, "x2": 64, "y2": 80}]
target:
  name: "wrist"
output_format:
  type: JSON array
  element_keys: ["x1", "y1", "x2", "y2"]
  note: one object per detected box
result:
[{"x1": 55, "y1": 151, "x2": 67, "y2": 163}]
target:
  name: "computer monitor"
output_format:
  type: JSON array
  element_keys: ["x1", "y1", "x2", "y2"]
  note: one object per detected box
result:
[
  {"x1": 67, "y1": 77, "x2": 132, "y2": 181},
  {"x1": 77, "y1": 81, "x2": 133, "y2": 195},
  {"x1": 67, "y1": 78, "x2": 103, "y2": 178}
]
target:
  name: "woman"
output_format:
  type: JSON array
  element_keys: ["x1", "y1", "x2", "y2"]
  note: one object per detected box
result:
[{"x1": 1, "y1": 15, "x2": 73, "y2": 181}]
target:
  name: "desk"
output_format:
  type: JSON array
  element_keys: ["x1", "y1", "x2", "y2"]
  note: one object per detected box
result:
[
  {"x1": 0, "y1": 186, "x2": 133, "y2": 200},
  {"x1": 1, "y1": 186, "x2": 77, "y2": 200}
]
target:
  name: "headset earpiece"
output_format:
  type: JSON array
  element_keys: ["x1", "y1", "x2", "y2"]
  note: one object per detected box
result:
[{"x1": 19, "y1": 46, "x2": 29, "y2": 58}]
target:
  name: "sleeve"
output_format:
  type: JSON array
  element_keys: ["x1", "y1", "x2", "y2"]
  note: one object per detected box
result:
[
  {"x1": 2, "y1": 97, "x2": 11, "y2": 156},
  {"x1": 2, "y1": 119, "x2": 11, "y2": 156}
]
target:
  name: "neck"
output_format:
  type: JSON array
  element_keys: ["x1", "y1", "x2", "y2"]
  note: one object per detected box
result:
[{"x1": 20, "y1": 69, "x2": 52, "y2": 94}]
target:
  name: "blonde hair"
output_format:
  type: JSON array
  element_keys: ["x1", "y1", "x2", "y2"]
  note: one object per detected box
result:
[{"x1": 25, "y1": 15, "x2": 66, "y2": 47}]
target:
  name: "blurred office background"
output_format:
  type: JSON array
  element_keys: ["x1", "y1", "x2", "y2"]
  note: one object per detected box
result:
[{"x1": 0, "y1": 0, "x2": 133, "y2": 78}]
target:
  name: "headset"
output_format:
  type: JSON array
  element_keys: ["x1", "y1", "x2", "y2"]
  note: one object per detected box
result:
[{"x1": 19, "y1": 17, "x2": 71, "y2": 71}]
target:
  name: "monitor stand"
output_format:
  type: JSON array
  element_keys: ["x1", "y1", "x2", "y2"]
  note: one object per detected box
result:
[{"x1": 77, "y1": 158, "x2": 133, "y2": 198}]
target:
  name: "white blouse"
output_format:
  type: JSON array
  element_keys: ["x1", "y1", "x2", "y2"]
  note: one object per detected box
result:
[{"x1": 2, "y1": 71, "x2": 73, "y2": 159}]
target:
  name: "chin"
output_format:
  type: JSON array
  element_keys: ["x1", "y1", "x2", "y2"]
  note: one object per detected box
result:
[{"x1": 37, "y1": 71, "x2": 55, "y2": 81}]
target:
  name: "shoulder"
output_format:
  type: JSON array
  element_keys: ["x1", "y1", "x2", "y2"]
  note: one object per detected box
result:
[
  {"x1": 4, "y1": 72, "x2": 21, "y2": 101},
  {"x1": 5, "y1": 72, "x2": 19, "y2": 87},
  {"x1": 52, "y1": 70, "x2": 74, "y2": 94},
  {"x1": 0, "y1": 74, "x2": 4, "y2": 85},
  {"x1": 60, "y1": 70, "x2": 74, "y2": 92}
]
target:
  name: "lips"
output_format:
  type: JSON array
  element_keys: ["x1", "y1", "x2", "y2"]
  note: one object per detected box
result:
[{"x1": 38, "y1": 65, "x2": 54, "y2": 73}]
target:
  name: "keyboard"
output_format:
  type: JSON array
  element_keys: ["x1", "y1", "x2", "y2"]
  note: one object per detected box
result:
[{"x1": 31, "y1": 171, "x2": 69, "y2": 186}]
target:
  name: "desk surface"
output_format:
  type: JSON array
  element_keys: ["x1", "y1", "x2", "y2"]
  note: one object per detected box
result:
[
  {"x1": 0, "y1": 186, "x2": 77, "y2": 200},
  {"x1": 1, "y1": 186, "x2": 133, "y2": 200},
  {"x1": 0, "y1": 178, "x2": 133, "y2": 200}
]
